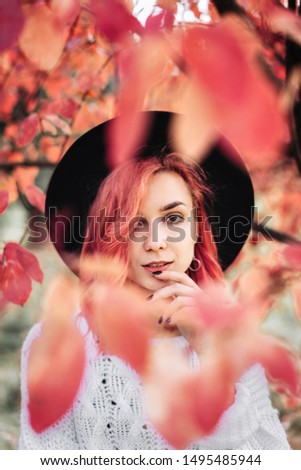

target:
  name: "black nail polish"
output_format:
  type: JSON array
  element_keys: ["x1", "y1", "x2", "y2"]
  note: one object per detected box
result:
[
  {"x1": 152, "y1": 271, "x2": 162, "y2": 276},
  {"x1": 158, "y1": 316, "x2": 163, "y2": 324},
  {"x1": 146, "y1": 294, "x2": 153, "y2": 301}
]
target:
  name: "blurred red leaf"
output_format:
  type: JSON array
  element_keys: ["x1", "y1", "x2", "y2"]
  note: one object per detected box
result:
[
  {"x1": 251, "y1": 335, "x2": 301, "y2": 397},
  {"x1": 28, "y1": 322, "x2": 85, "y2": 432},
  {"x1": 0, "y1": 0, "x2": 24, "y2": 52},
  {"x1": 90, "y1": 0, "x2": 143, "y2": 43},
  {"x1": 4, "y1": 242, "x2": 44, "y2": 283},
  {"x1": 282, "y1": 244, "x2": 301, "y2": 271},
  {"x1": 145, "y1": 10, "x2": 175, "y2": 33},
  {"x1": 50, "y1": 0, "x2": 81, "y2": 26},
  {"x1": 86, "y1": 283, "x2": 151, "y2": 375},
  {"x1": 192, "y1": 282, "x2": 300, "y2": 398},
  {"x1": 182, "y1": 18, "x2": 288, "y2": 165},
  {"x1": 194, "y1": 283, "x2": 251, "y2": 330},
  {"x1": 0, "y1": 260, "x2": 32, "y2": 306},
  {"x1": 108, "y1": 37, "x2": 169, "y2": 167},
  {"x1": 0, "y1": 190, "x2": 9, "y2": 215},
  {"x1": 19, "y1": 4, "x2": 68, "y2": 71},
  {"x1": 16, "y1": 113, "x2": 40, "y2": 147},
  {"x1": 24, "y1": 184, "x2": 46, "y2": 213},
  {"x1": 27, "y1": 275, "x2": 84, "y2": 432},
  {"x1": 144, "y1": 344, "x2": 235, "y2": 448},
  {"x1": 170, "y1": 79, "x2": 217, "y2": 161}
]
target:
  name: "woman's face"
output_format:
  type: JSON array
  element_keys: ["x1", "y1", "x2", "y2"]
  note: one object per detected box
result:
[{"x1": 128, "y1": 171, "x2": 197, "y2": 294}]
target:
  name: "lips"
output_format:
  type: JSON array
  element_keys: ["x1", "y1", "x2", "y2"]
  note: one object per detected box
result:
[{"x1": 142, "y1": 261, "x2": 173, "y2": 273}]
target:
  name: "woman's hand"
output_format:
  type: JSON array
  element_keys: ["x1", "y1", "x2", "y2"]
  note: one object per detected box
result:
[{"x1": 149, "y1": 271, "x2": 204, "y2": 354}]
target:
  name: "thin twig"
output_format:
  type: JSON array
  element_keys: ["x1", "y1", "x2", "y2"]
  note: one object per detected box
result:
[{"x1": 252, "y1": 222, "x2": 301, "y2": 245}]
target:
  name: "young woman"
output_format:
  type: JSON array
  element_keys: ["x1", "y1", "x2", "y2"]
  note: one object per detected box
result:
[{"x1": 19, "y1": 112, "x2": 290, "y2": 449}]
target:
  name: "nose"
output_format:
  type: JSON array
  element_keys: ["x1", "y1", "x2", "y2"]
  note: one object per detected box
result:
[{"x1": 143, "y1": 221, "x2": 167, "y2": 251}]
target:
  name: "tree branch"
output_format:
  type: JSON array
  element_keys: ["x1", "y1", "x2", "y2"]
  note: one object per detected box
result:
[{"x1": 252, "y1": 222, "x2": 301, "y2": 245}]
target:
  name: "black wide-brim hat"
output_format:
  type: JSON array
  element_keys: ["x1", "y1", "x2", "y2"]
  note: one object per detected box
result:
[{"x1": 45, "y1": 111, "x2": 254, "y2": 273}]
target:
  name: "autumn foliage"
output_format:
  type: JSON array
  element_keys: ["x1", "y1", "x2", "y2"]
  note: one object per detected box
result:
[{"x1": 1, "y1": 0, "x2": 301, "y2": 448}]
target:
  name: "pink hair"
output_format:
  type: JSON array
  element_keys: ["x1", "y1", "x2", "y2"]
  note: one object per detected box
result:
[{"x1": 80, "y1": 153, "x2": 222, "y2": 285}]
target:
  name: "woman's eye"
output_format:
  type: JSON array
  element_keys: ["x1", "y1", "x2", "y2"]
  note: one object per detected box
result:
[
  {"x1": 133, "y1": 219, "x2": 147, "y2": 232},
  {"x1": 165, "y1": 213, "x2": 184, "y2": 224}
]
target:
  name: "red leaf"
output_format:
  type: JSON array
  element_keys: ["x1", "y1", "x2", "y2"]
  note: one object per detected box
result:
[
  {"x1": 183, "y1": 19, "x2": 288, "y2": 165},
  {"x1": 41, "y1": 98, "x2": 78, "y2": 121},
  {"x1": 27, "y1": 275, "x2": 85, "y2": 432},
  {"x1": 19, "y1": 4, "x2": 68, "y2": 71},
  {"x1": 41, "y1": 114, "x2": 72, "y2": 136},
  {"x1": 90, "y1": 0, "x2": 143, "y2": 43},
  {"x1": 252, "y1": 335, "x2": 301, "y2": 397},
  {"x1": 145, "y1": 10, "x2": 175, "y2": 33},
  {"x1": 4, "y1": 242, "x2": 44, "y2": 283},
  {"x1": 282, "y1": 244, "x2": 301, "y2": 271},
  {"x1": 86, "y1": 282, "x2": 151, "y2": 375},
  {"x1": 0, "y1": 0, "x2": 24, "y2": 52},
  {"x1": 194, "y1": 283, "x2": 247, "y2": 331},
  {"x1": 0, "y1": 261, "x2": 32, "y2": 306},
  {"x1": 107, "y1": 37, "x2": 168, "y2": 167},
  {"x1": 0, "y1": 190, "x2": 9, "y2": 215},
  {"x1": 51, "y1": 0, "x2": 81, "y2": 27},
  {"x1": 16, "y1": 113, "x2": 40, "y2": 147},
  {"x1": 24, "y1": 184, "x2": 46, "y2": 213},
  {"x1": 28, "y1": 321, "x2": 85, "y2": 432},
  {"x1": 144, "y1": 344, "x2": 235, "y2": 448}
]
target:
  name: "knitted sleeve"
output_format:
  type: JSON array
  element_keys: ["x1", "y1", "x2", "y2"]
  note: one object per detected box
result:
[
  {"x1": 194, "y1": 363, "x2": 290, "y2": 450},
  {"x1": 238, "y1": 364, "x2": 290, "y2": 450},
  {"x1": 19, "y1": 323, "x2": 80, "y2": 450}
]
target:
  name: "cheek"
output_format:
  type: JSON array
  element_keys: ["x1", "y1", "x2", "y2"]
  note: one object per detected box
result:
[{"x1": 128, "y1": 242, "x2": 141, "y2": 269}]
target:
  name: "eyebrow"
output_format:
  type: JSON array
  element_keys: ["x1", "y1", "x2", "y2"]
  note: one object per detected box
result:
[{"x1": 160, "y1": 201, "x2": 187, "y2": 212}]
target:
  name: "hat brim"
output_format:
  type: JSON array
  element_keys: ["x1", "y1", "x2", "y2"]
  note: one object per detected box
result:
[{"x1": 45, "y1": 111, "x2": 254, "y2": 273}]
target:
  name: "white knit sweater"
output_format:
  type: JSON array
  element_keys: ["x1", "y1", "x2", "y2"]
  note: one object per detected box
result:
[{"x1": 19, "y1": 319, "x2": 290, "y2": 450}]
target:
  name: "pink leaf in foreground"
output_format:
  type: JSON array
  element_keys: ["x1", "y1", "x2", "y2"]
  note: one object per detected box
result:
[
  {"x1": 144, "y1": 344, "x2": 235, "y2": 448},
  {"x1": 86, "y1": 284, "x2": 151, "y2": 375},
  {"x1": 183, "y1": 19, "x2": 288, "y2": 165},
  {"x1": 282, "y1": 244, "x2": 301, "y2": 271},
  {"x1": 252, "y1": 335, "x2": 301, "y2": 397},
  {"x1": 0, "y1": 190, "x2": 9, "y2": 215},
  {"x1": 90, "y1": 0, "x2": 143, "y2": 43},
  {"x1": 51, "y1": 0, "x2": 81, "y2": 26},
  {"x1": 27, "y1": 275, "x2": 85, "y2": 432},
  {"x1": 19, "y1": 4, "x2": 68, "y2": 71},
  {"x1": 107, "y1": 37, "x2": 168, "y2": 167},
  {"x1": 0, "y1": 0, "x2": 24, "y2": 52},
  {"x1": 4, "y1": 242, "x2": 44, "y2": 283},
  {"x1": 24, "y1": 184, "x2": 46, "y2": 213},
  {"x1": 28, "y1": 322, "x2": 85, "y2": 432},
  {"x1": 145, "y1": 9, "x2": 175, "y2": 33}
]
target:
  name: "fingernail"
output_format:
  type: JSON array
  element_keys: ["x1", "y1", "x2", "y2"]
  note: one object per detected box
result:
[
  {"x1": 166, "y1": 318, "x2": 171, "y2": 324},
  {"x1": 146, "y1": 295, "x2": 153, "y2": 301},
  {"x1": 152, "y1": 271, "x2": 162, "y2": 276},
  {"x1": 158, "y1": 316, "x2": 163, "y2": 324}
]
